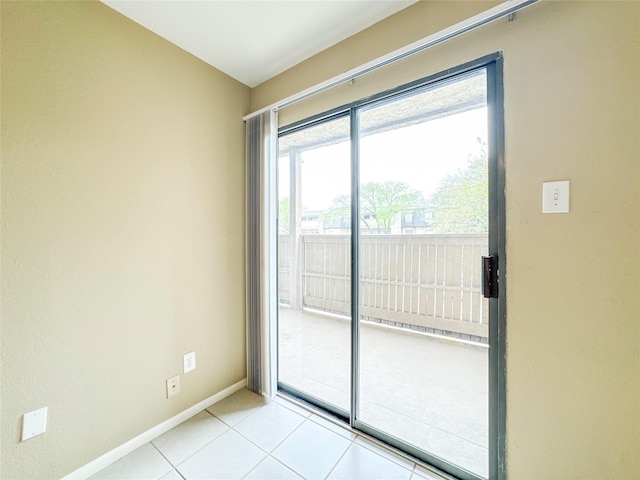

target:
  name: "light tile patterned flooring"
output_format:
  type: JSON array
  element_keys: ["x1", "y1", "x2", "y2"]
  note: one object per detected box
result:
[{"x1": 90, "y1": 389, "x2": 450, "y2": 480}]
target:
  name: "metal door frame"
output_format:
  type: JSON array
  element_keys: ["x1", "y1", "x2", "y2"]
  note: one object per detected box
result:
[{"x1": 277, "y1": 52, "x2": 506, "y2": 480}]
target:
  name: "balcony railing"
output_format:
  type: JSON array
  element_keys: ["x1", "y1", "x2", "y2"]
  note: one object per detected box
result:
[{"x1": 279, "y1": 233, "x2": 489, "y2": 343}]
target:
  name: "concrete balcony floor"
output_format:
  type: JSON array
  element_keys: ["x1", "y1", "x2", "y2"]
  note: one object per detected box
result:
[{"x1": 278, "y1": 307, "x2": 488, "y2": 479}]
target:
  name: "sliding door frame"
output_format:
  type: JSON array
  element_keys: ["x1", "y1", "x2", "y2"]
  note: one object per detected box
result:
[
  {"x1": 277, "y1": 52, "x2": 506, "y2": 480},
  {"x1": 349, "y1": 106, "x2": 361, "y2": 426},
  {"x1": 488, "y1": 53, "x2": 507, "y2": 480},
  {"x1": 277, "y1": 108, "x2": 353, "y2": 423}
]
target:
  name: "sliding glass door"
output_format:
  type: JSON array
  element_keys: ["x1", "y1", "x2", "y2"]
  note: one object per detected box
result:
[
  {"x1": 357, "y1": 69, "x2": 490, "y2": 478},
  {"x1": 277, "y1": 56, "x2": 504, "y2": 480},
  {"x1": 277, "y1": 115, "x2": 352, "y2": 415}
]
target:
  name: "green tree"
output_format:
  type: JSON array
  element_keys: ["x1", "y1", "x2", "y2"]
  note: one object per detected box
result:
[
  {"x1": 430, "y1": 144, "x2": 488, "y2": 234},
  {"x1": 279, "y1": 197, "x2": 290, "y2": 234},
  {"x1": 322, "y1": 194, "x2": 350, "y2": 228},
  {"x1": 324, "y1": 181, "x2": 426, "y2": 234}
]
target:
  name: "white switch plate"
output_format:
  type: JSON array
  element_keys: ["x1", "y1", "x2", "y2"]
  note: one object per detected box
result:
[
  {"x1": 542, "y1": 180, "x2": 570, "y2": 213},
  {"x1": 166, "y1": 375, "x2": 180, "y2": 398},
  {"x1": 183, "y1": 351, "x2": 196, "y2": 374},
  {"x1": 22, "y1": 407, "x2": 47, "y2": 441}
]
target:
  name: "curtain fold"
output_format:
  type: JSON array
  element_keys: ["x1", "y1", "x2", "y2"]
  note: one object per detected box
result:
[{"x1": 245, "y1": 110, "x2": 278, "y2": 398}]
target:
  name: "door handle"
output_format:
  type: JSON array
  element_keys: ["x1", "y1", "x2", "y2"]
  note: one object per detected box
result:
[{"x1": 482, "y1": 256, "x2": 498, "y2": 298}]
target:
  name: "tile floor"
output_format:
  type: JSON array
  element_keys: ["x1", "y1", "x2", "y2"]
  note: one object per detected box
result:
[{"x1": 89, "y1": 389, "x2": 450, "y2": 480}]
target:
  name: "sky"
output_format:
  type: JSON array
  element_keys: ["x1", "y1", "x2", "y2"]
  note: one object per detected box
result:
[{"x1": 279, "y1": 107, "x2": 488, "y2": 212}]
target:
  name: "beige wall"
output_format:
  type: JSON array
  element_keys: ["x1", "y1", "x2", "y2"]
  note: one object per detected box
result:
[
  {"x1": 250, "y1": 1, "x2": 500, "y2": 116},
  {"x1": 2, "y1": 1, "x2": 638, "y2": 479},
  {"x1": 253, "y1": 1, "x2": 640, "y2": 479},
  {"x1": 1, "y1": 2, "x2": 250, "y2": 479}
]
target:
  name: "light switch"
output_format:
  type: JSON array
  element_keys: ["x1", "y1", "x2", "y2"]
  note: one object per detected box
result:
[
  {"x1": 542, "y1": 180, "x2": 570, "y2": 213},
  {"x1": 22, "y1": 407, "x2": 47, "y2": 441}
]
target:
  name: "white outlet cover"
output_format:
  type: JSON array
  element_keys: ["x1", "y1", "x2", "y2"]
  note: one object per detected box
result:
[
  {"x1": 542, "y1": 180, "x2": 570, "y2": 213},
  {"x1": 184, "y1": 351, "x2": 196, "y2": 374},
  {"x1": 22, "y1": 407, "x2": 47, "y2": 441}
]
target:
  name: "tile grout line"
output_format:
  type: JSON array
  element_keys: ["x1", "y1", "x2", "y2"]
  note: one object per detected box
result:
[
  {"x1": 159, "y1": 414, "x2": 231, "y2": 473},
  {"x1": 194, "y1": 393, "x2": 327, "y2": 476},
  {"x1": 267, "y1": 454, "x2": 308, "y2": 480},
  {"x1": 276, "y1": 394, "x2": 422, "y2": 473},
  {"x1": 205, "y1": 397, "x2": 268, "y2": 428},
  {"x1": 232, "y1": 408, "x2": 356, "y2": 480},
  {"x1": 222, "y1": 393, "x2": 439, "y2": 479},
  {"x1": 237, "y1": 455, "x2": 266, "y2": 480},
  {"x1": 172, "y1": 406, "x2": 269, "y2": 480},
  {"x1": 173, "y1": 395, "x2": 275, "y2": 472},
  {"x1": 148, "y1": 441, "x2": 178, "y2": 479},
  {"x1": 150, "y1": 391, "x2": 439, "y2": 480},
  {"x1": 290, "y1": 403, "x2": 417, "y2": 471},
  {"x1": 238, "y1": 452, "x2": 303, "y2": 480},
  {"x1": 321, "y1": 434, "x2": 358, "y2": 480},
  {"x1": 231, "y1": 403, "x2": 308, "y2": 453},
  {"x1": 170, "y1": 465, "x2": 188, "y2": 480},
  {"x1": 228, "y1": 403, "x2": 311, "y2": 478}
]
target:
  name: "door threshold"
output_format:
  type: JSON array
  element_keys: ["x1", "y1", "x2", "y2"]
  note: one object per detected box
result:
[{"x1": 274, "y1": 391, "x2": 459, "y2": 480}]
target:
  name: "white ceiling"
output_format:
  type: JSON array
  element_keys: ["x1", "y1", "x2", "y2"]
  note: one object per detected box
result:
[{"x1": 101, "y1": 0, "x2": 417, "y2": 88}]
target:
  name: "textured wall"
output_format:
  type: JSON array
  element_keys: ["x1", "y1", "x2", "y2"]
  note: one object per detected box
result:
[
  {"x1": 252, "y1": 1, "x2": 640, "y2": 478},
  {"x1": 1, "y1": 2, "x2": 250, "y2": 478}
]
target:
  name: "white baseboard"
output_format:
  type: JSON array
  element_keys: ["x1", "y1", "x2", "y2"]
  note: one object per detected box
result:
[{"x1": 61, "y1": 378, "x2": 248, "y2": 480}]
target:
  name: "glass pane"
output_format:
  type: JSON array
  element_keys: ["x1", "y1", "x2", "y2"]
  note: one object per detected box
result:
[
  {"x1": 277, "y1": 116, "x2": 351, "y2": 412},
  {"x1": 358, "y1": 70, "x2": 489, "y2": 477}
]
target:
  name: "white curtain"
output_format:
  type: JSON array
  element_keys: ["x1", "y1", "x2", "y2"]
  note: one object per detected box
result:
[{"x1": 245, "y1": 109, "x2": 278, "y2": 399}]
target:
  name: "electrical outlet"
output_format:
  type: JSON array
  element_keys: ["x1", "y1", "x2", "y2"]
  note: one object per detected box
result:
[
  {"x1": 183, "y1": 351, "x2": 196, "y2": 374},
  {"x1": 166, "y1": 375, "x2": 180, "y2": 398}
]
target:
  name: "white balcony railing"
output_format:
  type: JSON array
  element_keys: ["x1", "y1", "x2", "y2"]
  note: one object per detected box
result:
[{"x1": 279, "y1": 233, "x2": 489, "y2": 343}]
